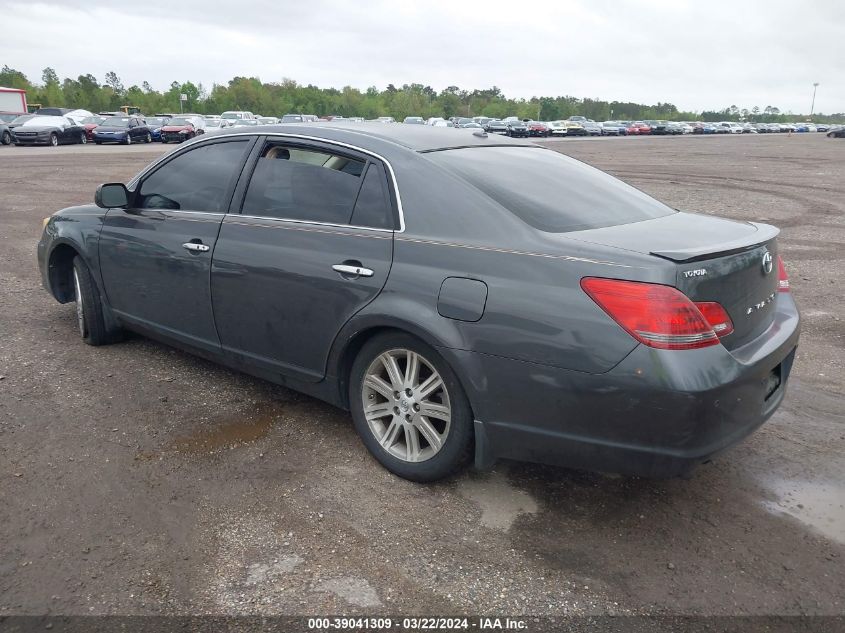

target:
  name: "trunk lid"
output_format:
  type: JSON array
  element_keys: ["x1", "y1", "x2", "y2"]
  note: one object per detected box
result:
[{"x1": 569, "y1": 212, "x2": 781, "y2": 350}]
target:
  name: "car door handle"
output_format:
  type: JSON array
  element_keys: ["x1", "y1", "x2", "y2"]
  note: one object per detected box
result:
[
  {"x1": 332, "y1": 263, "x2": 374, "y2": 278},
  {"x1": 182, "y1": 242, "x2": 210, "y2": 253}
]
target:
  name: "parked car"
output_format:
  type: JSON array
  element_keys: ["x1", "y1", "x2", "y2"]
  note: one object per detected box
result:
[
  {"x1": 827, "y1": 126, "x2": 845, "y2": 138},
  {"x1": 816, "y1": 123, "x2": 830, "y2": 132},
  {"x1": 546, "y1": 121, "x2": 568, "y2": 136},
  {"x1": 376, "y1": 116, "x2": 396, "y2": 123},
  {"x1": 12, "y1": 115, "x2": 87, "y2": 146},
  {"x1": 231, "y1": 119, "x2": 261, "y2": 127},
  {"x1": 0, "y1": 121, "x2": 11, "y2": 145},
  {"x1": 37, "y1": 124, "x2": 800, "y2": 482},
  {"x1": 666, "y1": 122, "x2": 685, "y2": 135},
  {"x1": 204, "y1": 119, "x2": 228, "y2": 131},
  {"x1": 257, "y1": 117, "x2": 280, "y2": 125},
  {"x1": 77, "y1": 116, "x2": 104, "y2": 141},
  {"x1": 621, "y1": 121, "x2": 640, "y2": 135},
  {"x1": 143, "y1": 117, "x2": 168, "y2": 141},
  {"x1": 526, "y1": 121, "x2": 551, "y2": 137},
  {"x1": 601, "y1": 121, "x2": 626, "y2": 136},
  {"x1": 581, "y1": 121, "x2": 602, "y2": 136},
  {"x1": 457, "y1": 122, "x2": 483, "y2": 129},
  {"x1": 92, "y1": 116, "x2": 152, "y2": 145},
  {"x1": 563, "y1": 121, "x2": 589, "y2": 136},
  {"x1": 160, "y1": 116, "x2": 204, "y2": 143},
  {"x1": 485, "y1": 120, "x2": 508, "y2": 135},
  {"x1": 34, "y1": 107, "x2": 73, "y2": 117},
  {"x1": 505, "y1": 120, "x2": 530, "y2": 137},
  {"x1": 221, "y1": 110, "x2": 255, "y2": 124},
  {"x1": 644, "y1": 120, "x2": 670, "y2": 135},
  {"x1": 630, "y1": 121, "x2": 652, "y2": 134},
  {"x1": 403, "y1": 117, "x2": 425, "y2": 125}
]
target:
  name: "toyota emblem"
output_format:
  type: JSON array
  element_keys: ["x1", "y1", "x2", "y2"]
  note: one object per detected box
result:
[{"x1": 762, "y1": 251, "x2": 773, "y2": 275}]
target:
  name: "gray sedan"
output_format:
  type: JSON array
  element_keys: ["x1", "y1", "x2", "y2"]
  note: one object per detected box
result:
[{"x1": 37, "y1": 124, "x2": 800, "y2": 482}]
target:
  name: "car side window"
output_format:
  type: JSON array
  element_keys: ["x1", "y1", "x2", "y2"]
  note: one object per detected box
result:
[
  {"x1": 242, "y1": 143, "x2": 366, "y2": 224},
  {"x1": 137, "y1": 140, "x2": 250, "y2": 212},
  {"x1": 350, "y1": 162, "x2": 393, "y2": 229}
]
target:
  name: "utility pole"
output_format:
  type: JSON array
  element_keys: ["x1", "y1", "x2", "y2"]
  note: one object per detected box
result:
[{"x1": 810, "y1": 83, "x2": 819, "y2": 118}]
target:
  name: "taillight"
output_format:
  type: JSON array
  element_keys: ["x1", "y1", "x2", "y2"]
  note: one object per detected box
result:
[
  {"x1": 581, "y1": 278, "x2": 720, "y2": 350},
  {"x1": 777, "y1": 256, "x2": 790, "y2": 292},
  {"x1": 694, "y1": 301, "x2": 734, "y2": 337}
]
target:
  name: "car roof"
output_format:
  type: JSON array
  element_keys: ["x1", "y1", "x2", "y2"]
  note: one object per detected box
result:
[{"x1": 209, "y1": 122, "x2": 532, "y2": 153}]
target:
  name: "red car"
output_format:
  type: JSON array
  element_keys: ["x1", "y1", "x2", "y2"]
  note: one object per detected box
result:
[
  {"x1": 80, "y1": 116, "x2": 105, "y2": 141},
  {"x1": 623, "y1": 122, "x2": 640, "y2": 135},
  {"x1": 631, "y1": 121, "x2": 652, "y2": 134},
  {"x1": 526, "y1": 122, "x2": 551, "y2": 137},
  {"x1": 160, "y1": 117, "x2": 204, "y2": 143}
]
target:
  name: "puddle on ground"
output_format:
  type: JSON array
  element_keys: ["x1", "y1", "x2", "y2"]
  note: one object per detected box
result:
[
  {"x1": 457, "y1": 470, "x2": 539, "y2": 531},
  {"x1": 762, "y1": 478, "x2": 845, "y2": 545},
  {"x1": 172, "y1": 405, "x2": 282, "y2": 454},
  {"x1": 136, "y1": 404, "x2": 284, "y2": 459}
]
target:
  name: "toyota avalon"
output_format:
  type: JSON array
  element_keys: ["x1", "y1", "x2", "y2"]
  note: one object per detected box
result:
[{"x1": 37, "y1": 124, "x2": 800, "y2": 482}]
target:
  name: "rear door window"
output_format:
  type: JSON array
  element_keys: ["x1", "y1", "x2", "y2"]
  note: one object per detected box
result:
[
  {"x1": 427, "y1": 146, "x2": 675, "y2": 233},
  {"x1": 242, "y1": 143, "x2": 392, "y2": 227}
]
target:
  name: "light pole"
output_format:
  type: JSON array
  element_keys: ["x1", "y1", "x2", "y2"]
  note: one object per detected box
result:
[{"x1": 810, "y1": 82, "x2": 819, "y2": 118}]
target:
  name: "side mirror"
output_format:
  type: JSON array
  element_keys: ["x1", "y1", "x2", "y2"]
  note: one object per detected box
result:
[{"x1": 95, "y1": 183, "x2": 130, "y2": 209}]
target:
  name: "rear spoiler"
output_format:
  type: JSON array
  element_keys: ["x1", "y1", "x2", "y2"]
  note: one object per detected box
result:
[{"x1": 650, "y1": 222, "x2": 780, "y2": 263}]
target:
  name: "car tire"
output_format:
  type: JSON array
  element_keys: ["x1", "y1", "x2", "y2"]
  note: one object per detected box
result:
[
  {"x1": 145, "y1": 132, "x2": 152, "y2": 143},
  {"x1": 349, "y1": 332, "x2": 473, "y2": 482},
  {"x1": 79, "y1": 133, "x2": 87, "y2": 144},
  {"x1": 125, "y1": 134, "x2": 132, "y2": 145},
  {"x1": 161, "y1": 138, "x2": 168, "y2": 144},
  {"x1": 50, "y1": 133, "x2": 58, "y2": 147},
  {"x1": 71, "y1": 256, "x2": 122, "y2": 346},
  {"x1": 1, "y1": 130, "x2": 10, "y2": 145}
]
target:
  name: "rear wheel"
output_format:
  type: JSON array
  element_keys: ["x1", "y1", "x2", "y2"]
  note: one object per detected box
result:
[
  {"x1": 349, "y1": 333, "x2": 473, "y2": 482},
  {"x1": 50, "y1": 133, "x2": 58, "y2": 147},
  {"x1": 145, "y1": 132, "x2": 152, "y2": 143},
  {"x1": 79, "y1": 133, "x2": 87, "y2": 144},
  {"x1": 1, "y1": 130, "x2": 10, "y2": 145},
  {"x1": 72, "y1": 256, "x2": 122, "y2": 346},
  {"x1": 124, "y1": 134, "x2": 132, "y2": 145}
]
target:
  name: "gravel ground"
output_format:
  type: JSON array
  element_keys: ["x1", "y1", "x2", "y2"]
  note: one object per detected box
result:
[{"x1": 0, "y1": 135, "x2": 842, "y2": 617}]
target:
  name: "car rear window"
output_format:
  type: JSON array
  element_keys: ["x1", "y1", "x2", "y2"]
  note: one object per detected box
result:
[{"x1": 427, "y1": 146, "x2": 675, "y2": 233}]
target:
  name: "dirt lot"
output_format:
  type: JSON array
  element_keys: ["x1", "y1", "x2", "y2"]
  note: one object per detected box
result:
[{"x1": 0, "y1": 135, "x2": 843, "y2": 618}]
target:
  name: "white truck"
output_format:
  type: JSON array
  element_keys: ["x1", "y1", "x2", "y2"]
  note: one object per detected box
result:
[{"x1": 0, "y1": 87, "x2": 28, "y2": 114}]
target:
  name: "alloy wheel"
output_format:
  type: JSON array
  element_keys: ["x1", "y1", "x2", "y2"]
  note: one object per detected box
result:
[{"x1": 361, "y1": 348, "x2": 451, "y2": 463}]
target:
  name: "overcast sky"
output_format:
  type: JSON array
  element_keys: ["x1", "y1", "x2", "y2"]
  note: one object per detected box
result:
[{"x1": 2, "y1": 0, "x2": 843, "y2": 114}]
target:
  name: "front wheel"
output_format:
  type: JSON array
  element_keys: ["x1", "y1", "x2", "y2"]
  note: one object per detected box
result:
[
  {"x1": 145, "y1": 132, "x2": 152, "y2": 143},
  {"x1": 349, "y1": 333, "x2": 473, "y2": 482},
  {"x1": 72, "y1": 256, "x2": 122, "y2": 346},
  {"x1": 1, "y1": 130, "x2": 11, "y2": 145},
  {"x1": 124, "y1": 134, "x2": 132, "y2": 145},
  {"x1": 50, "y1": 133, "x2": 58, "y2": 147},
  {"x1": 79, "y1": 133, "x2": 87, "y2": 144}
]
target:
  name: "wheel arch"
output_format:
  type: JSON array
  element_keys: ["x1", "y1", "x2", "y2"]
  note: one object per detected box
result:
[
  {"x1": 46, "y1": 241, "x2": 83, "y2": 303},
  {"x1": 328, "y1": 314, "x2": 476, "y2": 415}
]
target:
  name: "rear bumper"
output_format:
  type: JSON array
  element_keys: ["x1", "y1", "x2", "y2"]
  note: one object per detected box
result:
[{"x1": 453, "y1": 294, "x2": 800, "y2": 477}]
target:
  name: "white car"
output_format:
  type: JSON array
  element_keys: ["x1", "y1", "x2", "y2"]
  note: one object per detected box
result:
[
  {"x1": 547, "y1": 121, "x2": 568, "y2": 136},
  {"x1": 221, "y1": 110, "x2": 255, "y2": 124}
]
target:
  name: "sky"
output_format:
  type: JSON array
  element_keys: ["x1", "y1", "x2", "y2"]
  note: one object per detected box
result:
[{"x1": 2, "y1": 0, "x2": 843, "y2": 114}]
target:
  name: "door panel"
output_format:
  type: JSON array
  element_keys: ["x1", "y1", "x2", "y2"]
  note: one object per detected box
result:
[
  {"x1": 99, "y1": 210, "x2": 224, "y2": 348},
  {"x1": 98, "y1": 138, "x2": 253, "y2": 350},
  {"x1": 211, "y1": 217, "x2": 393, "y2": 380}
]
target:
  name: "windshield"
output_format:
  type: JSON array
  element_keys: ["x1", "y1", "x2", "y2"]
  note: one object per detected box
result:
[
  {"x1": 101, "y1": 117, "x2": 130, "y2": 127},
  {"x1": 11, "y1": 115, "x2": 34, "y2": 125},
  {"x1": 233, "y1": 119, "x2": 258, "y2": 125},
  {"x1": 167, "y1": 118, "x2": 191, "y2": 126},
  {"x1": 282, "y1": 115, "x2": 303, "y2": 122},
  {"x1": 145, "y1": 118, "x2": 164, "y2": 126},
  {"x1": 221, "y1": 112, "x2": 243, "y2": 120},
  {"x1": 82, "y1": 116, "x2": 104, "y2": 124},
  {"x1": 22, "y1": 116, "x2": 67, "y2": 127},
  {"x1": 428, "y1": 147, "x2": 675, "y2": 233},
  {"x1": 205, "y1": 120, "x2": 222, "y2": 127}
]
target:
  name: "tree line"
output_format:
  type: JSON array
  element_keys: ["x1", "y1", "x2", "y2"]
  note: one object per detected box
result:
[{"x1": 2, "y1": 66, "x2": 841, "y2": 123}]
